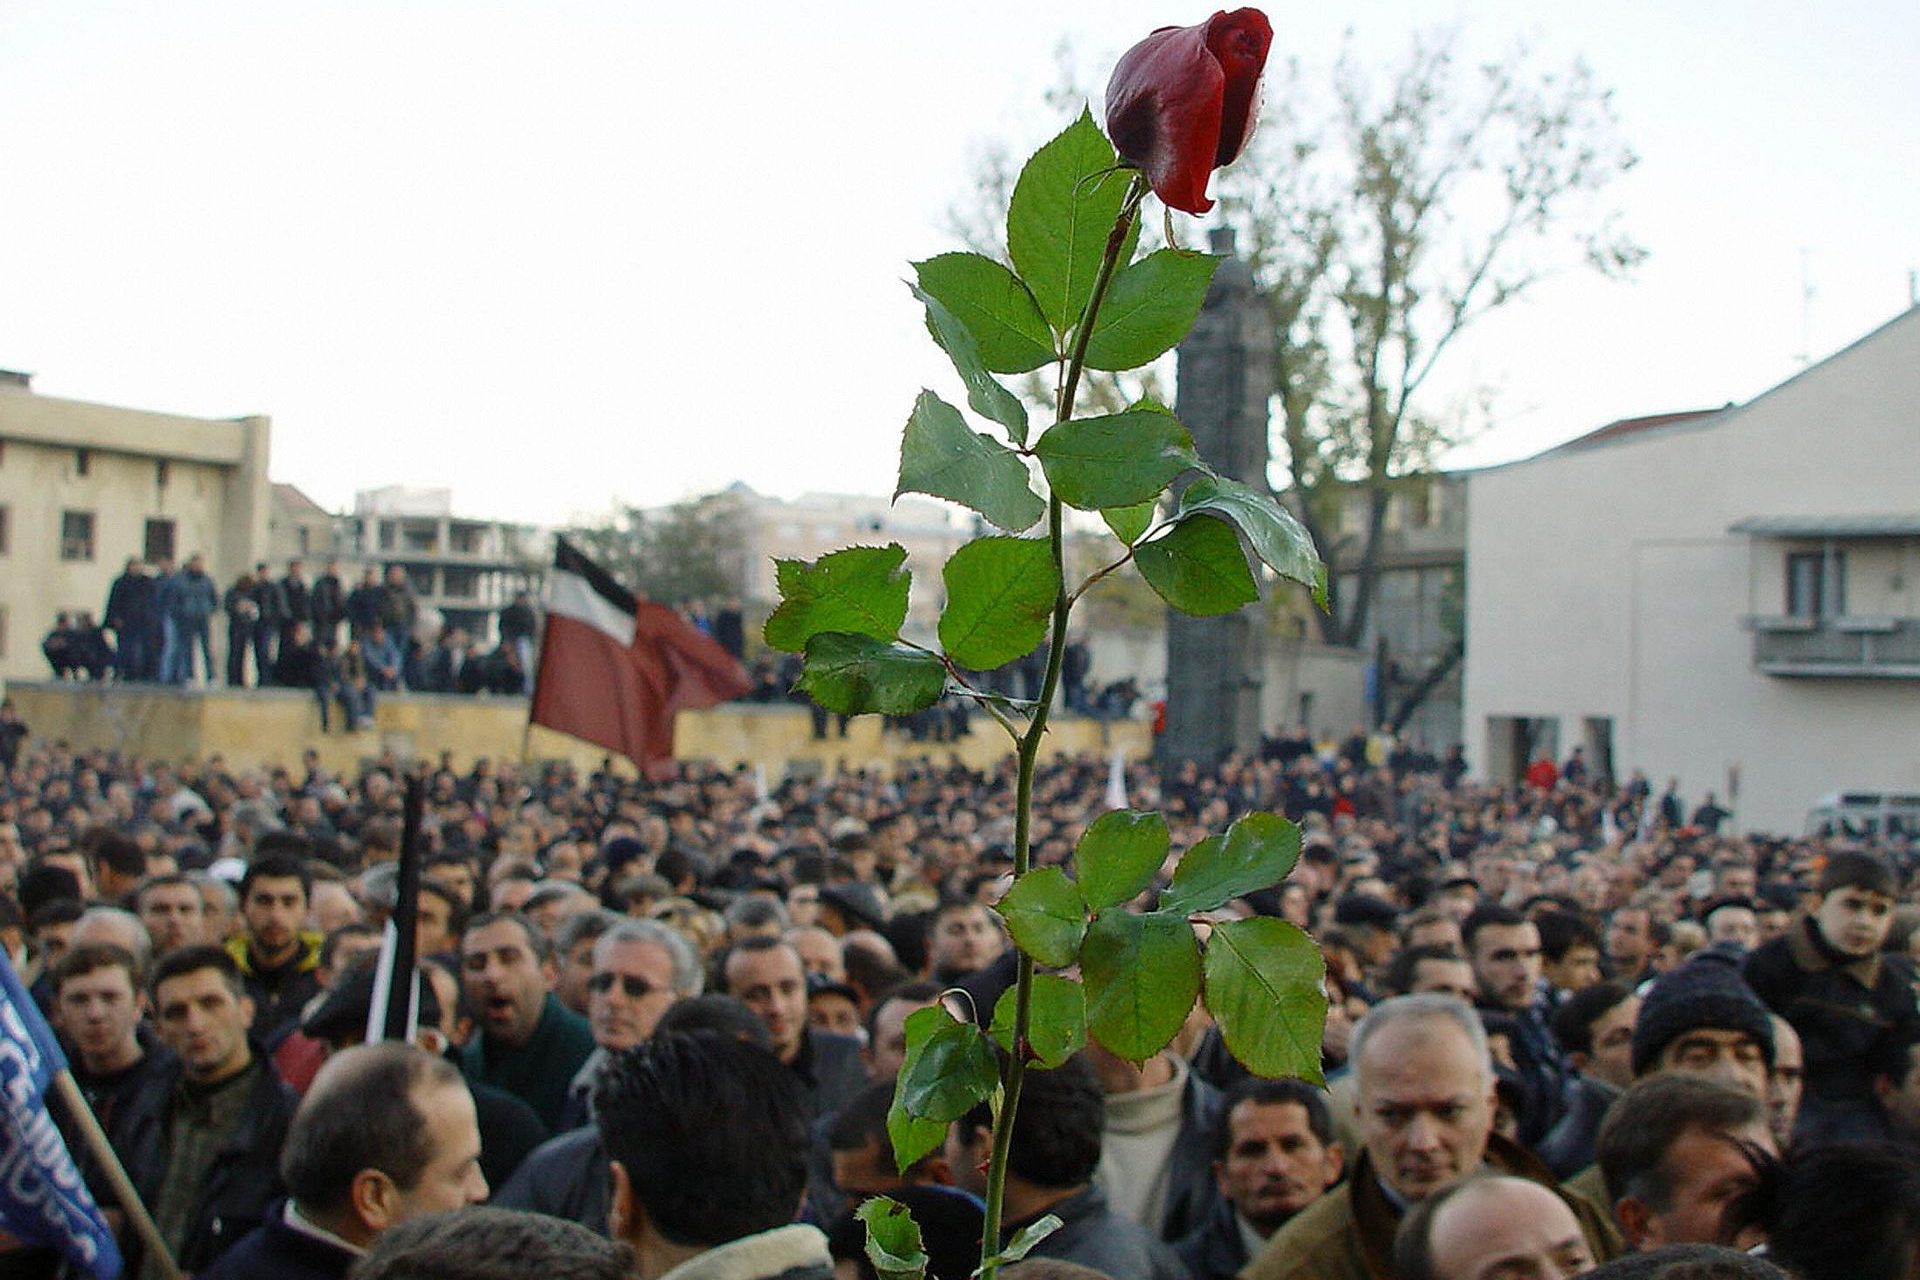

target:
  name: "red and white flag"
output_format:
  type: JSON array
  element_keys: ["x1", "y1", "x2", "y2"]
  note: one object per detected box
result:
[{"x1": 529, "y1": 538, "x2": 749, "y2": 775}]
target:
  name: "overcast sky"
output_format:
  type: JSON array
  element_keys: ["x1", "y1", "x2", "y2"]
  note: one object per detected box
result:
[{"x1": 2, "y1": 1, "x2": 1915, "y2": 526}]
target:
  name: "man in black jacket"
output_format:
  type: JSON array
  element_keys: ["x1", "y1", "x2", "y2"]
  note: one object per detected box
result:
[
  {"x1": 104, "y1": 557, "x2": 158, "y2": 681},
  {"x1": 117, "y1": 946, "x2": 297, "y2": 1280},
  {"x1": 311, "y1": 559, "x2": 347, "y2": 649}
]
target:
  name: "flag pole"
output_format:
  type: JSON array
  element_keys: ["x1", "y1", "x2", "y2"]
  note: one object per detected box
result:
[
  {"x1": 369, "y1": 772, "x2": 426, "y2": 1043},
  {"x1": 47, "y1": 1072, "x2": 183, "y2": 1280}
]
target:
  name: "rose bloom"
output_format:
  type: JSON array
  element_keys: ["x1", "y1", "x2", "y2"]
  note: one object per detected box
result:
[{"x1": 1106, "y1": 9, "x2": 1273, "y2": 214}]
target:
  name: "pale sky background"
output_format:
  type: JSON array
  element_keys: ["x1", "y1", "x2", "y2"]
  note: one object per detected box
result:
[{"x1": 2, "y1": 1, "x2": 1915, "y2": 528}]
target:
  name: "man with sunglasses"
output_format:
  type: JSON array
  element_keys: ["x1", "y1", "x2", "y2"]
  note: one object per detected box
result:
[{"x1": 492, "y1": 920, "x2": 704, "y2": 1233}]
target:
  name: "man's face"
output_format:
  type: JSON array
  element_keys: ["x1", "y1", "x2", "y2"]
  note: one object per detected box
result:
[
  {"x1": 810, "y1": 991, "x2": 862, "y2": 1038},
  {"x1": 154, "y1": 968, "x2": 255, "y2": 1083},
  {"x1": 587, "y1": 938, "x2": 678, "y2": 1052},
  {"x1": 1656, "y1": 1027, "x2": 1769, "y2": 1098},
  {"x1": 1470, "y1": 923, "x2": 1542, "y2": 1011},
  {"x1": 1584, "y1": 996, "x2": 1640, "y2": 1091},
  {"x1": 867, "y1": 995, "x2": 935, "y2": 1082},
  {"x1": 1606, "y1": 910, "x2": 1651, "y2": 967},
  {"x1": 416, "y1": 894, "x2": 454, "y2": 958},
  {"x1": 1705, "y1": 907, "x2": 1759, "y2": 951},
  {"x1": 1631, "y1": 1122, "x2": 1772, "y2": 1250},
  {"x1": 426, "y1": 863, "x2": 476, "y2": 908},
  {"x1": 1767, "y1": 1017, "x2": 1803, "y2": 1146},
  {"x1": 139, "y1": 884, "x2": 205, "y2": 954},
  {"x1": 1408, "y1": 959, "x2": 1478, "y2": 1004},
  {"x1": 387, "y1": 1081, "x2": 489, "y2": 1224},
  {"x1": 460, "y1": 919, "x2": 554, "y2": 1049},
  {"x1": 1814, "y1": 886, "x2": 1895, "y2": 958},
  {"x1": 1716, "y1": 866, "x2": 1758, "y2": 900},
  {"x1": 1543, "y1": 944, "x2": 1601, "y2": 994},
  {"x1": 1355, "y1": 1018, "x2": 1495, "y2": 1200},
  {"x1": 788, "y1": 927, "x2": 845, "y2": 982},
  {"x1": 832, "y1": 1136, "x2": 904, "y2": 1202},
  {"x1": 243, "y1": 875, "x2": 307, "y2": 955},
  {"x1": 54, "y1": 965, "x2": 143, "y2": 1066},
  {"x1": 724, "y1": 944, "x2": 808, "y2": 1062},
  {"x1": 1426, "y1": 1179, "x2": 1592, "y2": 1280},
  {"x1": 928, "y1": 905, "x2": 1001, "y2": 977},
  {"x1": 1215, "y1": 1100, "x2": 1343, "y2": 1235}
]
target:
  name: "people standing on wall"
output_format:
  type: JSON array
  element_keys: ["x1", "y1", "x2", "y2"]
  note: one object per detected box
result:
[
  {"x1": 346, "y1": 566, "x2": 383, "y2": 640},
  {"x1": 281, "y1": 559, "x2": 314, "y2": 656},
  {"x1": 251, "y1": 561, "x2": 288, "y2": 685},
  {"x1": 379, "y1": 565, "x2": 420, "y2": 641},
  {"x1": 164, "y1": 554, "x2": 219, "y2": 685},
  {"x1": 151, "y1": 555, "x2": 181, "y2": 684},
  {"x1": 311, "y1": 558, "x2": 347, "y2": 648},
  {"x1": 223, "y1": 571, "x2": 260, "y2": 687},
  {"x1": 499, "y1": 591, "x2": 538, "y2": 695},
  {"x1": 103, "y1": 557, "x2": 158, "y2": 682}
]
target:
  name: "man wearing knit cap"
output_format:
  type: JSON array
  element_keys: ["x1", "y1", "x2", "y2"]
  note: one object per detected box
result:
[{"x1": 1628, "y1": 955, "x2": 1773, "y2": 1099}]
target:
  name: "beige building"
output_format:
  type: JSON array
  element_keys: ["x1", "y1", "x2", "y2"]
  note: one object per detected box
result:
[
  {"x1": 1463, "y1": 307, "x2": 1920, "y2": 834},
  {"x1": 338, "y1": 486, "x2": 544, "y2": 642},
  {"x1": 0, "y1": 371, "x2": 270, "y2": 684}
]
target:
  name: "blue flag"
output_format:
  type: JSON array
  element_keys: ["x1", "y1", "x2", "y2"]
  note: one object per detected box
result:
[{"x1": 0, "y1": 950, "x2": 124, "y2": 1279}]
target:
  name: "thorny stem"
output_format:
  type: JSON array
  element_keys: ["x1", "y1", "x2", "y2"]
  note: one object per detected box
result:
[{"x1": 978, "y1": 173, "x2": 1147, "y2": 1280}]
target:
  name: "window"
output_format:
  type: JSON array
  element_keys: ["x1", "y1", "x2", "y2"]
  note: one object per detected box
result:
[
  {"x1": 0, "y1": 605, "x2": 7, "y2": 658},
  {"x1": 60, "y1": 511, "x2": 95, "y2": 561},
  {"x1": 0, "y1": 505, "x2": 9, "y2": 555},
  {"x1": 155, "y1": 459, "x2": 171, "y2": 487},
  {"x1": 143, "y1": 518, "x2": 176, "y2": 564},
  {"x1": 1786, "y1": 550, "x2": 1846, "y2": 618},
  {"x1": 74, "y1": 448, "x2": 90, "y2": 477}
]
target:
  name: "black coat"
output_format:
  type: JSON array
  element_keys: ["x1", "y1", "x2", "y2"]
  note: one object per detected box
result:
[
  {"x1": 117, "y1": 1055, "x2": 299, "y2": 1275},
  {"x1": 1175, "y1": 1195, "x2": 1251, "y2": 1280},
  {"x1": 198, "y1": 1206, "x2": 356, "y2": 1280}
]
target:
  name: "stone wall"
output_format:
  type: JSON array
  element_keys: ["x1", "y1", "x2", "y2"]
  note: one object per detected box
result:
[{"x1": 5, "y1": 681, "x2": 1151, "y2": 777}]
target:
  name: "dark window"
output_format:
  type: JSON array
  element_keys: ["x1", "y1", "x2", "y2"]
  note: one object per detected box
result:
[
  {"x1": 60, "y1": 511, "x2": 95, "y2": 562},
  {"x1": 156, "y1": 459, "x2": 171, "y2": 487},
  {"x1": 1786, "y1": 551, "x2": 1846, "y2": 618},
  {"x1": 0, "y1": 505, "x2": 9, "y2": 555},
  {"x1": 74, "y1": 448, "x2": 90, "y2": 477},
  {"x1": 143, "y1": 519, "x2": 176, "y2": 563}
]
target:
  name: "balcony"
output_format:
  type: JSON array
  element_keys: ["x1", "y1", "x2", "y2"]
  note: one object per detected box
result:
[{"x1": 1745, "y1": 615, "x2": 1920, "y2": 678}]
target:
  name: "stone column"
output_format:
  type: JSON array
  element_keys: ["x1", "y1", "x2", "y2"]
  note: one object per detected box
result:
[{"x1": 1156, "y1": 229, "x2": 1274, "y2": 769}]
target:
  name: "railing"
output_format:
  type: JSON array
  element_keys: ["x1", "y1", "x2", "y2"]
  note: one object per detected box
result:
[{"x1": 1746, "y1": 615, "x2": 1920, "y2": 677}]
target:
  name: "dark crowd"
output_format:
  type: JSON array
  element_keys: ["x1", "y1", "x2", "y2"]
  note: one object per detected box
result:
[
  {"x1": 42, "y1": 556, "x2": 543, "y2": 729},
  {"x1": 0, "y1": 721, "x2": 1916, "y2": 1280}
]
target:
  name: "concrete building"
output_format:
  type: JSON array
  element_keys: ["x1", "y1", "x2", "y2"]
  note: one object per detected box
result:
[
  {"x1": 1463, "y1": 307, "x2": 1920, "y2": 834},
  {"x1": 1321, "y1": 472, "x2": 1468, "y2": 747},
  {"x1": 338, "y1": 486, "x2": 544, "y2": 642},
  {"x1": 0, "y1": 371, "x2": 270, "y2": 684}
]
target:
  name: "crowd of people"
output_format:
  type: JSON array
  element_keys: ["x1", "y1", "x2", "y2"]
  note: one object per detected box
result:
[
  {"x1": 0, "y1": 721, "x2": 1916, "y2": 1280},
  {"x1": 40, "y1": 556, "x2": 545, "y2": 725}
]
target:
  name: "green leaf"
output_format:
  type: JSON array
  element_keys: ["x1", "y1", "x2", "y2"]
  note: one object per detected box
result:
[
  {"x1": 914, "y1": 252, "x2": 1055, "y2": 377},
  {"x1": 1102, "y1": 500, "x2": 1156, "y2": 545},
  {"x1": 984, "y1": 1215, "x2": 1065, "y2": 1272},
  {"x1": 1081, "y1": 910, "x2": 1201, "y2": 1062},
  {"x1": 763, "y1": 544, "x2": 911, "y2": 654},
  {"x1": 1134, "y1": 515, "x2": 1259, "y2": 616},
  {"x1": 1083, "y1": 250, "x2": 1220, "y2": 372},
  {"x1": 1032, "y1": 406, "x2": 1198, "y2": 511},
  {"x1": 1203, "y1": 917, "x2": 1328, "y2": 1084},
  {"x1": 1007, "y1": 110, "x2": 1140, "y2": 333},
  {"x1": 911, "y1": 283, "x2": 1030, "y2": 445},
  {"x1": 896, "y1": 1005, "x2": 1000, "y2": 1122},
  {"x1": 993, "y1": 866, "x2": 1088, "y2": 967},
  {"x1": 1160, "y1": 812, "x2": 1303, "y2": 916},
  {"x1": 898, "y1": 391, "x2": 1044, "y2": 533},
  {"x1": 938, "y1": 537, "x2": 1059, "y2": 671},
  {"x1": 857, "y1": 1196, "x2": 930, "y2": 1280},
  {"x1": 1073, "y1": 809, "x2": 1170, "y2": 912},
  {"x1": 797, "y1": 633, "x2": 945, "y2": 716},
  {"x1": 1177, "y1": 473, "x2": 1328, "y2": 609},
  {"x1": 988, "y1": 974, "x2": 1087, "y2": 1069},
  {"x1": 886, "y1": 1103, "x2": 949, "y2": 1175}
]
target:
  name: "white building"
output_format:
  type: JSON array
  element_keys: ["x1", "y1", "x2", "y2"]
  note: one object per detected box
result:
[{"x1": 1462, "y1": 307, "x2": 1920, "y2": 835}]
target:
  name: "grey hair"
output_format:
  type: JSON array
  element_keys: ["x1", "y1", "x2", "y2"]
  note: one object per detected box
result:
[
  {"x1": 1349, "y1": 993, "x2": 1492, "y2": 1088},
  {"x1": 553, "y1": 908, "x2": 619, "y2": 954},
  {"x1": 72, "y1": 907, "x2": 153, "y2": 974},
  {"x1": 596, "y1": 918, "x2": 704, "y2": 997}
]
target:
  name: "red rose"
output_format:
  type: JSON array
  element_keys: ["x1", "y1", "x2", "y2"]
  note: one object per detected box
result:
[{"x1": 1104, "y1": 9, "x2": 1273, "y2": 215}]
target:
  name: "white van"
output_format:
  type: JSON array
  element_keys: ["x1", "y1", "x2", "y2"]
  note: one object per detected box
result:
[{"x1": 1806, "y1": 791, "x2": 1920, "y2": 840}]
